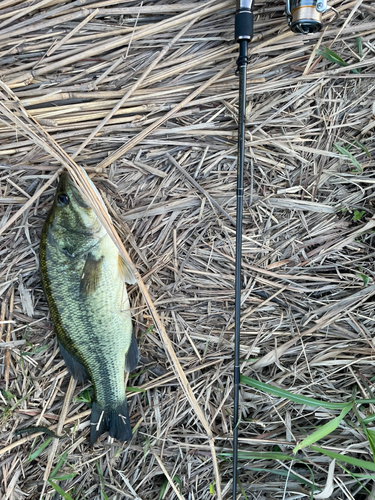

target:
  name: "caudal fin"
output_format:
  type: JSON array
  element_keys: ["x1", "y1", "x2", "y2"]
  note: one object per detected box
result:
[{"x1": 90, "y1": 400, "x2": 132, "y2": 446}]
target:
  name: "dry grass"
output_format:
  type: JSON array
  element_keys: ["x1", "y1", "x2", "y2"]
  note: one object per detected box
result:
[{"x1": 1, "y1": 0, "x2": 375, "y2": 499}]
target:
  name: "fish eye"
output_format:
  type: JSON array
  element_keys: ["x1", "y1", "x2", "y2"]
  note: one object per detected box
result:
[{"x1": 58, "y1": 193, "x2": 69, "y2": 206}]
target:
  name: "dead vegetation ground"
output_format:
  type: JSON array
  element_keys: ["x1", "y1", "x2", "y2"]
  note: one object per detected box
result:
[{"x1": 1, "y1": 0, "x2": 375, "y2": 498}]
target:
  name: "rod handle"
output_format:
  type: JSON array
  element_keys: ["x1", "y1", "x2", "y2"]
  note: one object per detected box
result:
[{"x1": 235, "y1": 0, "x2": 254, "y2": 42}]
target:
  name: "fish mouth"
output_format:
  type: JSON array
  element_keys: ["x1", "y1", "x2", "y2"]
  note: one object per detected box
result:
[{"x1": 57, "y1": 172, "x2": 71, "y2": 191}]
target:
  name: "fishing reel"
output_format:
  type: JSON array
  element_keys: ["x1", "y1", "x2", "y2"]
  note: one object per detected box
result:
[{"x1": 285, "y1": 0, "x2": 337, "y2": 34}]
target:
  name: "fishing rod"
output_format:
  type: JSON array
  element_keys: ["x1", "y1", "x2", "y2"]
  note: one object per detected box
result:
[
  {"x1": 233, "y1": 0, "x2": 253, "y2": 496},
  {"x1": 232, "y1": 0, "x2": 336, "y2": 496}
]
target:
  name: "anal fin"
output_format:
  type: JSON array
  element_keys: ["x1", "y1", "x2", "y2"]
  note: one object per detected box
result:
[
  {"x1": 58, "y1": 342, "x2": 89, "y2": 382},
  {"x1": 125, "y1": 332, "x2": 138, "y2": 372}
]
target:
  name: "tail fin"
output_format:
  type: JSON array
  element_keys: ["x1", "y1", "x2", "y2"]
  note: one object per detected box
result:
[{"x1": 90, "y1": 400, "x2": 132, "y2": 446}]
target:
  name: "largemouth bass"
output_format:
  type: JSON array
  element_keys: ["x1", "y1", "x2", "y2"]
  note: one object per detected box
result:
[{"x1": 40, "y1": 172, "x2": 138, "y2": 445}]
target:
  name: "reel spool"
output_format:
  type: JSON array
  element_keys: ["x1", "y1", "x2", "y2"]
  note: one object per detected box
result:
[{"x1": 285, "y1": 0, "x2": 327, "y2": 34}]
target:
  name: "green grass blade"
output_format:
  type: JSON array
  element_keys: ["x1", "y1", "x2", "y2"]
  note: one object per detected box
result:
[
  {"x1": 293, "y1": 403, "x2": 352, "y2": 453},
  {"x1": 73, "y1": 388, "x2": 93, "y2": 405},
  {"x1": 173, "y1": 475, "x2": 182, "y2": 492},
  {"x1": 246, "y1": 467, "x2": 320, "y2": 490},
  {"x1": 339, "y1": 463, "x2": 375, "y2": 498},
  {"x1": 52, "y1": 473, "x2": 77, "y2": 481},
  {"x1": 352, "y1": 139, "x2": 370, "y2": 157},
  {"x1": 28, "y1": 437, "x2": 52, "y2": 461},
  {"x1": 334, "y1": 144, "x2": 362, "y2": 171},
  {"x1": 158, "y1": 479, "x2": 168, "y2": 499},
  {"x1": 362, "y1": 413, "x2": 375, "y2": 425},
  {"x1": 238, "y1": 480, "x2": 249, "y2": 500},
  {"x1": 316, "y1": 46, "x2": 360, "y2": 73},
  {"x1": 316, "y1": 46, "x2": 348, "y2": 65},
  {"x1": 312, "y1": 446, "x2": 375, "y2": 472},
  {"x1": 353, "y1": 210, "x2": 366, "y2": 222},
  {"x1": 358, "y1": 272, "x2": 370, "y2": 286},
  {"x1": 9, "y1": 390, "x2": 33, "y2": 413},
  {"x1": 240, "y1": 375, "x2": 346, "y2": 409},
  {"x1": 48, "y1": 481, "x2": 75, "y2": 500},
  {"x1": 126, "y1": 386, "x2": 145, "y2": 393},
  {"x1": 3, "y1": 390, "x2": 15, "y2": 401},
  {"x1": 365, "y1": 428, "x2": 375, "y2": 459},
  {"x1": 49, "y1": 450, "x2": 69, "y2": 480},
  {"x1": 157, "y1": 475, "x2": 182, "y2": 498}
]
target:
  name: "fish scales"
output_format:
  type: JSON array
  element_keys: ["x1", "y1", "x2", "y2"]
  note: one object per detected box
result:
[
  {"x1": 44, "y1": 234, "x2": 131, "y2": 403},
  {"x1": 40, "y1": 172, "x2": 138, "y2": 445}
]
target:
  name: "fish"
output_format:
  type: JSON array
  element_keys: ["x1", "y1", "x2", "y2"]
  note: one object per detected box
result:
[{"x1": 39, "y1": 171, "x2": 138, "y2": 445}]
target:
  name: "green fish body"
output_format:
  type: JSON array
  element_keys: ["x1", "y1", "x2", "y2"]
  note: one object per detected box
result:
[{"x1": 40, "y1": 172, "x2": 138, "y2": 445}]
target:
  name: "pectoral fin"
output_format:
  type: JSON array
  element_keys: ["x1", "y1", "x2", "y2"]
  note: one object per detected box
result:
[
  {"x1": 80, "y1": 253, "x2": 103, "y2": 296},
  {"x1": 125, "y1": 332, "x2": 139, "y2": 372},
  {"x1": 118, "y1": 255, "x2": 136, "y2": 284}
]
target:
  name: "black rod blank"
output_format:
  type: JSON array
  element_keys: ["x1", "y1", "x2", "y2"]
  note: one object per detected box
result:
[{"x1": 233, "y1": 0, "x2": 254, "y2": 497}]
